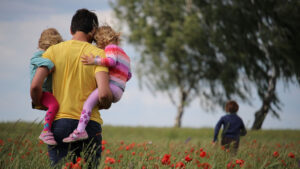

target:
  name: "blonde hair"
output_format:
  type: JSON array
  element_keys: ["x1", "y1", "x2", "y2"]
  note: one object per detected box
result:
[
  {"x1": 38, "y1": 28, "x2": 63, "y2": 50},
  {"x1": 94, "y1": 25, "x2": 120, "y2": 49}
]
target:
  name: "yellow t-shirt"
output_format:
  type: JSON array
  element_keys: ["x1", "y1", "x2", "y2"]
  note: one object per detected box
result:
[{"x1": 43, "y1": 40, "x2": 108, "y2": 124}]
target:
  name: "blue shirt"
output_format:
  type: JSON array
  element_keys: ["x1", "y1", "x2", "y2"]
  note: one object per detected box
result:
[
  {"x1": 213, "y1": 114, "x2": 246, "y2": 142},
  {"x1": 30, "y1": 50, "x2": 54, "y2": 92}
]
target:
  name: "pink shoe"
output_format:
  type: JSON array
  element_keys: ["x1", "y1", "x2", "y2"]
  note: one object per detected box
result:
[
  {"x1": 39, "y1": 131, "x2": 57, "y2": 145},
  {"x1": 63, "y1": 129, "x2": 88, "y2": 143}
]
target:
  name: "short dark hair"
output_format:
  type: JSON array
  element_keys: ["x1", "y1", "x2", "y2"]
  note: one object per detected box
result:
[
  {"x1": 70, "y1": 8, "x2": 98, "y2": 34},
  {"x1": 225, "y1": 100, "x2": 239, "y2": 113}
]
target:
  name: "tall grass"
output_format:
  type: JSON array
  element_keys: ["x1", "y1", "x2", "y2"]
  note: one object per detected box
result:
[{"x1": 0, "y1": 122, "x2": 299, "y2": 168}]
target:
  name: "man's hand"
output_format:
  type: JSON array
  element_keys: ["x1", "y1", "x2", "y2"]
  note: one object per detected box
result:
[
  {"x1": 30, "y1": 67, "x2": 49, "y2": 106},
  {"x1": 95, "y1": 71, "x2": 113, "y2": 110}
]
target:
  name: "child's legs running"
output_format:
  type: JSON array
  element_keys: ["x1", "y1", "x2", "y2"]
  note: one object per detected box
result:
[
  {"x1": 110, "y1": 83, "x2": 123, "y2": 103},
  {"x1": 41, "y1": 92, "x2": 59, "y2": 132},
  {"x1": 77, "y1": 89, "x2": 99, "y2": 132}
]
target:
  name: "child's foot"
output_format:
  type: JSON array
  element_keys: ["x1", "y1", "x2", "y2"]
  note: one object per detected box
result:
[
  {"x1": 39, "y1": 131, "x2": 57, "y2": 145},
  {"x1": 63, "y1": 129, "x2": 88, "y2": 143}
]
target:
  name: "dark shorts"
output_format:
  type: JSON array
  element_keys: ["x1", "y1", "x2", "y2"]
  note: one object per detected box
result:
[
  {"x1": 48, "y1": 118, "x2": 102, "y2": 168},
  {"x1": 221, "y1": 137, "x2": 239, "y2": 153}
]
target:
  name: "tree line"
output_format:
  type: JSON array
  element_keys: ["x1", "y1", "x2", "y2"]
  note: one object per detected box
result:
[{"x1": 111, "y1": 0, "x2": 300, "y2": 129}]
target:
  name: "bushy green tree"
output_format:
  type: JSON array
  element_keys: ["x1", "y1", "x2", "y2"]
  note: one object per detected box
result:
[
  {"x1": 111, "y1": 0, "x2": 249, "y2": 127},
  {"x1": 196, "y1": 0, "x2": 300, "y2": 129},
  {"x1": 111, "y1": 0, "x2": 300, "y2": 129}
]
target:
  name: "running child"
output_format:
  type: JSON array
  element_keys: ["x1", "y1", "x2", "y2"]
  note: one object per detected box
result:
[{"x1": 212, "y1": 100, "x2": 247, "y2": 155}]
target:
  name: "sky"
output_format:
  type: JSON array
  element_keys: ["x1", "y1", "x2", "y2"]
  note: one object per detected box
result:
[{"x1": 0, "y1": 0, "x2": 299, "y2": 129}]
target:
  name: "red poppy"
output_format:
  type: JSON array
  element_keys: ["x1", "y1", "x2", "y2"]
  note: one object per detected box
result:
[
  {"x1": 161, "y1": 154, "x2": 171, "y2": 165},
  {"x1": 76, "y1": 157, "x2": 85, "y2": 164},
  {"x1": 175, "y1": 161, "x2": 185, "y2": 168},
  {"x1": 72, "y1": 163, "x2": 81, "y2": 169},
  {"x1": 38, "y1": 140, "x2": 44, "y2": 145},
  {"x1": 102, "y1": 145, "x2": 106, "y2": 151},
  {"x1": 132, "y1": 151, "x2": 136, "y2": 155},
  {"x1": 227, "y1": 161, "x2": 236, "y2": 169},
  {"x1": 65, "y1": 162, "x2": 74, "y2": 169},
  {"x1": 102, "y1": 140, "x2": 107, "y2": 145},
  {"x1": 200, "y1": 151, "x2": 206, "y2": 158},
  {"x1": 288, "y1": 152, "x2": 295, "y2": 158},
  {"x1": 235, "y1": 159, "x2": 244, "y2": 167},
  {"x1": 126, "y1": 146, "x2": 130, "y2": 151},
  {"x1": 202, "y1": 162, "x2": 212, "y2": 169},
  {"x1": 273, "y1": 151, "x2": 279, "y2": 157},
  {"x1": 105, "y1": 157, "x2": 116, "y2": 164},
  {"x1": 184, "y1": 154, "x2": 192, "y2": 162},
  {"x1": 0, "y1": 139, "x2": 4, "y2": 146},
  {"x1": 281, "y1": 160, "x2": 287, "y2": 166},
  {"x1": 106, "y1": 149, "x2": 111, "y2": 154},
  {"x1": 103, "y1": 166, "x2": 112, "y2": 169}
]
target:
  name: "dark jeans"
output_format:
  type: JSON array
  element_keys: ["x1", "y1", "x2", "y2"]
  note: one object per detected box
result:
[{"x1": 48, "y1": 118, "x2": 102, "y2": 168}]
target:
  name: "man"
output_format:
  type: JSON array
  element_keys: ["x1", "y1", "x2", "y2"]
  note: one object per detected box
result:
[{"x1": 30, "y1": 9, "x2": 113, "y2": 167}]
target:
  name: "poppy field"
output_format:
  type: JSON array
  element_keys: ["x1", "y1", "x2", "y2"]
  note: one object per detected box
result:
[{"x1": 0, "y1": 121, "x2": 299, "y2": 169}]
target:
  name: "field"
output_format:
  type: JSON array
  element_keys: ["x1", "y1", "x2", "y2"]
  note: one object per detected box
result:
[{"x1": 0, "y1": 121, "x2": 299, "y2": 169}]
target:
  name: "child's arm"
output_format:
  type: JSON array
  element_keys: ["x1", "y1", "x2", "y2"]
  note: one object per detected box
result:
[
  {"x1": 213, "y1": 117, "x2": 223, "y2": 142},
  {"x1": 81, "y1": 54, "x2": 117, "y2": 67},
  {"x1": 240, "y1": 120, "x2": 247, "y2": 136}
]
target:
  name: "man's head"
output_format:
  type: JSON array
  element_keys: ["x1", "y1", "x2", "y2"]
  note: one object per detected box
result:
[
  {"x1": 225, "y1": 100, "x2": 239, "y2": 114},
  {"x1": 70, "y1": 8, "x2": 98, "y2": 41}
]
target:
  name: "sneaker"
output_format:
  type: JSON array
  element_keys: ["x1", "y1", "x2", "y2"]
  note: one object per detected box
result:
[
  {"x1": 39, "y1": 131, "x2": 57, "y2": 145},
  {"x1": 63, "y1": 129, "x2": 88, "y2": 143}
]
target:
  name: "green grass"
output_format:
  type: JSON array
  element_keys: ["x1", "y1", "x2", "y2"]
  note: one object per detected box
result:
[{"x1": 0, "y1": 121, "x2": 299, "y2": 168}]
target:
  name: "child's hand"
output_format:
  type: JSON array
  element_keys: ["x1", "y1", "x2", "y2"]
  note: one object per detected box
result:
[{"x1": 81, "y1": 54, "x2": 96, "y2": 65}]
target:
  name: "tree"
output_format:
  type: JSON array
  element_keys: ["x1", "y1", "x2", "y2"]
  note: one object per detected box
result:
[
  {"x1": 111, "y1": 0, "x2": 300, "y2": 129},
  {"x1": 111, "y1": 0, "x2": 249, "y2": 127},
  {"x1": 194, "y1": 0, "x2": 300, "y2": 129}
]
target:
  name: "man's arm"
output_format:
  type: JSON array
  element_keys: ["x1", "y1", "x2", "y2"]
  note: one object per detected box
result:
[
  {"x1": 95, "y1": 71, "x2": 113, "y2": 109},
  {"x1": 30, "y1": 67, "x2": 49, "y2": 106}
]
